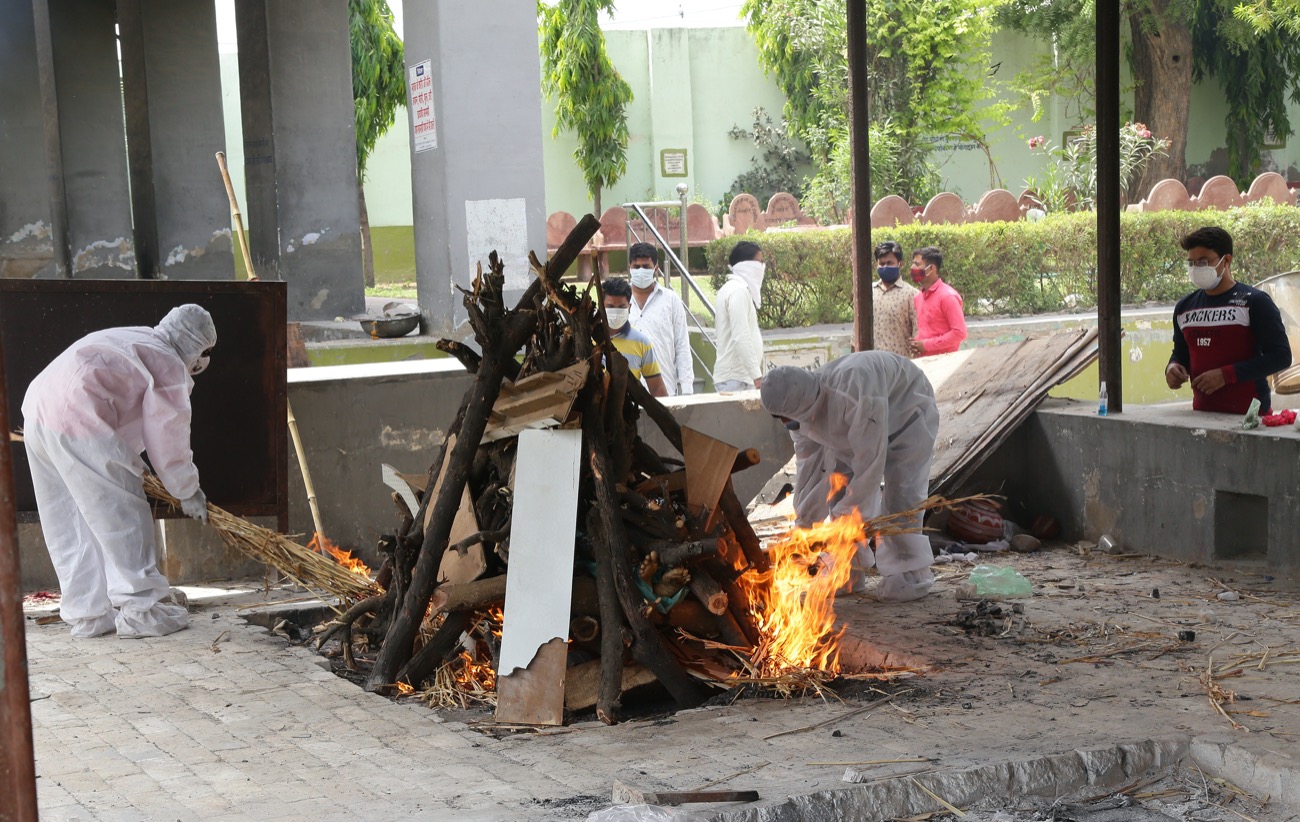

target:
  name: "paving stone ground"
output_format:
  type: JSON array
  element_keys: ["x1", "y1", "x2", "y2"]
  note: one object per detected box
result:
[{"x1": 22, "y1": 548, "x2": 1300, "y2": 821}]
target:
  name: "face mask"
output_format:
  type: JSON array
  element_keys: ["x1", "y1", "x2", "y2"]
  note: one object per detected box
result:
[
  {"x1": 629, "y1": 267, "x2": 656, "y2": 289},
  {"x1": 190, "y1": 355, "x2": 210, "y2": 376},
  {"x1": 910, "y1": 266, "x2": 927, "y2": 283},
  {"x1": 878, "y1": 265, "x2": 901, "y2": 284},
  {"x1": 1189, "y1": 260, "x2": 1223, "y2": 291},
  {"x1": 783, "y1": 419, "x2": 801, "y2": 431},
  {"x1": 605, "y1": 307, "x2": 629, "y2": 330}
]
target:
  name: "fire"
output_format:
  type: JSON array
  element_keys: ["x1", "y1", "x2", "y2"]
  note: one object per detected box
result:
[
  {"x1": 307, "y1": 532, "x2": 373, "y2": 577},
  {"x1": 740, "y1": 473, "x2": 864, "y2": 678}
]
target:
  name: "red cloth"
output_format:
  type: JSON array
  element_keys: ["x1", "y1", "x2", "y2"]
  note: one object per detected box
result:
[
  {"x1": 1261, "y1": 409, "x2": 1296, "y2": 426},
  {"x1": 913, "y1": 278, "x2": 968, "y2": 355}
]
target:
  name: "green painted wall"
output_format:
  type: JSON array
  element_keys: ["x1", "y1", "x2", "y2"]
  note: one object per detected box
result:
[{"x1": 217, "y1": 24, "x2": 1300, "y2": 239}]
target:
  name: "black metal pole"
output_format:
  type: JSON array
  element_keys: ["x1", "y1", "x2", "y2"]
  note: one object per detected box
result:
[
  {"x1": 1096, "y1": 0, "x2": 1122, "y2": 412},
  {"x1": 0, "y1": 332, "x2": 39, "y2": 822},
  {"x1": 847, "y1": 0, "x2": 873, "y2": 352}
]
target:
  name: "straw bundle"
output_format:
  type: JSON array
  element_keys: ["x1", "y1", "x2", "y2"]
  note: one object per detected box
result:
[{"x1": 142, "y1": 473, "x2": 378, "y2": 602}]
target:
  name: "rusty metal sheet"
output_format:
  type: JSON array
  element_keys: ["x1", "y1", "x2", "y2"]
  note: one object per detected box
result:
[{"x1": 0, "y1": 279, "x2": 288, "y2": 526}]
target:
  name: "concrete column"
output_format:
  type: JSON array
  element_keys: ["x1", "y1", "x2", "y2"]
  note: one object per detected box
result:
[
  {"x1": 404, "y1": 1, "x2": 548, "y2": 337},
  {"x1": 46, "y1": 0, "x2": 136, "y2": 278},
  {"x1": 648, "y1": 29, "x2": 696, "y2": 197},
  {"x1": 118, "y1": 0, "x2": 233, "y2": 280},
  {"x1": 0, "y1": 1, "x2": 55, "y2": 278},
  {"x1": 234, "y1": 0, "x2": 364, "y2": 319}
]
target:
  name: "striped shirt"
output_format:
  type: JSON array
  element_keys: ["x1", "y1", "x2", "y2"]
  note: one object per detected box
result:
[{"x1": 611, "y1": 326, "x2": 662, "y2": 382}]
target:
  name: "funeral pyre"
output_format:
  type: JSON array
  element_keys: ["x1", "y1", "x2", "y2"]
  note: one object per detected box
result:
[{"x1": 310, "y1": 216, "x2": 962, "y2": 724}]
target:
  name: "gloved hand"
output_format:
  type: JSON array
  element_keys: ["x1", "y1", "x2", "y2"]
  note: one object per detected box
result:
[{"x1": 180, "y1": 490, "x2": 208, "y2": 525}]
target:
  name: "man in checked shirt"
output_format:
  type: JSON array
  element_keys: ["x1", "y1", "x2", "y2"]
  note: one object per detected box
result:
[{"x1": 870, "y1": 240, "x2": 919, "y2": 358}]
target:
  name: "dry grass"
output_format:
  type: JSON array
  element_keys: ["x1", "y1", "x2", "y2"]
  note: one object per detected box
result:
[{"x1": 143, "y1": 473, "x2": 377, "y2": 603}]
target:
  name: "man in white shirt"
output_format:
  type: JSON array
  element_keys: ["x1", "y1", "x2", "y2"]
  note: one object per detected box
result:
[
  {"x1": 713, "y1": 241, "x2": 765, "y2": 392},
  {"x1": 627, "y1": 242, "x2": 695, "y2": 396}
]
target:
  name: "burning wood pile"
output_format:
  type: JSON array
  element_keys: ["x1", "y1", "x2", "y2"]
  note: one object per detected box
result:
[{"x1": 315, "y1": 216, "x2": 950, "y2": 725}]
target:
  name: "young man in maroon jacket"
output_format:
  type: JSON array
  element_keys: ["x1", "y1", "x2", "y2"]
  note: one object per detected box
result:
[{"x1": 1166, "y1": 226, "x2": 1291, "y2": 414}]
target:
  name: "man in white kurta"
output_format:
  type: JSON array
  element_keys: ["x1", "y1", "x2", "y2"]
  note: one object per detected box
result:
[{"x1": 627, "y1": 242, "x2": 695, "y2": 396}]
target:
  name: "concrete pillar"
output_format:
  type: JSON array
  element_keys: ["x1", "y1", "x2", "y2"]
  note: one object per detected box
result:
[
  {"x1": 0, "y1": 1, "x2": 55, "y2": 278},
  {"x1": 46, "y1": 0, "x2": 136, "y2": 278},
  {"x1": 404, "y1": 2, "x2": 548, "y2": 337},
  {"x1": 234, "y1": 0, "x2": 363, "y2": 320},
  {"x1": 648, "y1": 29, "x2": 696, "y2": 198},
  {"x1": 118, "y1": 0, "x2": 233, "y2": 280}
]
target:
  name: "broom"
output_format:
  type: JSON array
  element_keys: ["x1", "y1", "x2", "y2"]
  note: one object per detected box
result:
[{"x1": 143, "y1": 473, "x2": 377, "y2": 603}]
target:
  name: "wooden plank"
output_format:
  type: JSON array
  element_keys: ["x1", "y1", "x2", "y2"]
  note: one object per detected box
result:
[
  {"x1": 681, "y1": 426, "x2": 739, "y2": 519},
  {"x1": 437, "y1": 485, "x2": 486, "y2": 585},
  {"x1": 920, "y1": 329, "x2": 1098, "y2": 495},
  {"x1": 564, "y1": 661, "x2": 657, "y2": 712},
  {"x1": 495, "y1": 428, "x2": 583, "y2": 726},
  {"x1": 484, "y1": 361, "x2": 589, "y2": 442}
]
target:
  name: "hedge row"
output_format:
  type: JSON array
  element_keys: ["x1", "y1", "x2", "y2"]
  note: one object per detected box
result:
[{"x1": 704, "y1": 205, "x2": 1300, "y2": 329}]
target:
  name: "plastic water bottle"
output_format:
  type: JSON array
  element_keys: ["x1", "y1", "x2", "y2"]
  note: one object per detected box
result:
[{"x1": 1098, "y1": 382, "x2": 1108, "y2": 416}]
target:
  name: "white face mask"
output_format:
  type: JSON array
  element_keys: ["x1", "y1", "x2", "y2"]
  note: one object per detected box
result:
[
  {"x1": 1189, "y1": 259, "x2": 1224, "y2": 291},
  {"x1": 629, "y1": 266, "x2": 656, "y2": 289},
  {"x1": 190, "y1": 354, "x2": 211, "y2": 376},
  {"x1": 605, "y1": 307, "x2": 630, "y2": 330}
]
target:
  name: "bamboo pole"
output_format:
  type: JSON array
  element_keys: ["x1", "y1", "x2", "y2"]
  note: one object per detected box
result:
[{"x1": 215, "y1": 152, "x2": 325, "y2": 539}]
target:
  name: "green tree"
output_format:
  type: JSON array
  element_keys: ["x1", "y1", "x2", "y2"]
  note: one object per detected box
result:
[
  {"x1": 999, "y1": 0, "x2": 1300, "y2": 190},
  {"x1": 742, "y1": 0, "x2": 1006, "y2": 204},
  {"x1": 539, "y1": 0, "x2": 633, "y2": 216},
  {"x1": 1234, "y1": 0, "x2": 1300, "y2": 33},
  {"x1": 350, "y1": 0, "x2": 405, "y2": 288}
]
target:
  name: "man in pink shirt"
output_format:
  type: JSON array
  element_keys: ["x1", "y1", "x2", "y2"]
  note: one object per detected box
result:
[{"x1": 908, "y1": 246, "x2": 967, "y2": 357}]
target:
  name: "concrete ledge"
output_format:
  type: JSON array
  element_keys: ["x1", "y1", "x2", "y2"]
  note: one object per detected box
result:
[
  {"x1": 716, "y1": 737, "x2": 1190, "y2": 821},
  {"x1": 966, "y1": 399, "x2": 1300, "y2": 577}
]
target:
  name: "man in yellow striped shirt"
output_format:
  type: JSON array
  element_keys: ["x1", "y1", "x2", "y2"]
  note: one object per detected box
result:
[{"x1": 604, "y1": 278, "x2": 669, "y2": 397}]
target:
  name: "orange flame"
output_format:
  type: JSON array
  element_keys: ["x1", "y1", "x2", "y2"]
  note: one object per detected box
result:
[
  {"x1": 740, "y1": 506, "x2": 865, "y2": 677},
  {"x1": 454, "y1": 606, "x2": 503, "y2": 692},
  {"x1": 395, "y1": 680, "x2": 414, "y2": 696},
  {"x1": 307, "y1": 532, "x2": 373, "y2": 577},
  {"x1": 827, "y1": 472, "x2": 850, "y2": 500}
]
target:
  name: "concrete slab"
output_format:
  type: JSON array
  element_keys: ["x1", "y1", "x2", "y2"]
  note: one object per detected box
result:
[{"x1": 22, "y1": 547, "x2": 1300, "y2": 820}]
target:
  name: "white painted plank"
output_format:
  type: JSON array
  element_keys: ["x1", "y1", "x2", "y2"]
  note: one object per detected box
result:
[{"x1": 497, "y1": 428, "x2": 583, "y2": 676}]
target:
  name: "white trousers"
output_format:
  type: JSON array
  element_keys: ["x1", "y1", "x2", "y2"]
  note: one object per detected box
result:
[
  {"x1": 25, "y1": 424, "x2": 187, "y2": 638},
  {"x1": 870, "y1": 406, "x2": 940, "y2": 577}
]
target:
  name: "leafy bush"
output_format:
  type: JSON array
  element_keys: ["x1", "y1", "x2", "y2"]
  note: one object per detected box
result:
[{"x1": 705, "y1": 205, "x2": 1300, "y2": 329}]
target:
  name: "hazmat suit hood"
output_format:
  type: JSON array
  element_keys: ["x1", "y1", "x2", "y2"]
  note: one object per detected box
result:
[
  {"x1": 761, "y1": 366, "x2": 821, "y2": 422},
  {"x1": 157, "y1": 305, "x2": 217, "y2": 372}
]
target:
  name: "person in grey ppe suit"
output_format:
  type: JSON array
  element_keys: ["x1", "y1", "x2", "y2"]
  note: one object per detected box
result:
[
  {"x1": 22, "y1": 304, "x2": 217, "y2": 638},
  {"x1": 760, "y1": 352, "x2": 939, "y2": 602}
]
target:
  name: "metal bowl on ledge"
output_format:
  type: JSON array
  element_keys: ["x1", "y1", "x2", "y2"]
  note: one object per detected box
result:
[{"x1": 358, "y1": 314, "x2": 419, "y2": 338}]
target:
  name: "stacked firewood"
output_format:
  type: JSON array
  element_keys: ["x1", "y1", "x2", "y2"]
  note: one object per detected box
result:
[{"x1": 322, "y1": 216, "x2": 770, "y2": 724}]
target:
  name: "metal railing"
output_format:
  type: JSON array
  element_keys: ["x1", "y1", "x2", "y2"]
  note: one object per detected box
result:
[{"x1": 623, "y1": 190, "x2": 717, "y2": 382}]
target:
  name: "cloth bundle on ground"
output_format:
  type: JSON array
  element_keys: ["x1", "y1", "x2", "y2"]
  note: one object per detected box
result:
[{"x1": 22, "y1": 304, "x2": 217, "y2": 638}]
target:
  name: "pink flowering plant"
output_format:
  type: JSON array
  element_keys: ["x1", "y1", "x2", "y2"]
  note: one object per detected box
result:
[{"x1": 1022, "y1": 123, "x2": 1169, "y2": 213}]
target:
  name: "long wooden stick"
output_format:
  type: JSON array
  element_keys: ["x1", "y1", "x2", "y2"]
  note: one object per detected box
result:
[
  {"x1": 215, "y1": 151, "x2": 258, "y2": 282},
  {"x1": 215, "y1": 152, "x2": 325, "y2": 540}
]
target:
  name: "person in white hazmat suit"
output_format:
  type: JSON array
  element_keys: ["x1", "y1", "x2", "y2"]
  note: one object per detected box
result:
[
  {"x1": 760, "y1": 352, "x2": 939, "y2": 602},
  {"x1": 22, "y1": 304, "x2": 217, "y2": 638}
]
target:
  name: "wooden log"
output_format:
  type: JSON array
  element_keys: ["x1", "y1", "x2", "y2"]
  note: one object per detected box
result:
[
  {"x1": 712, "y1": 607, "x2": 750, "y2": 648},
  {"x1": 712, "y1": 562, "x2": 761, "y2": 647},
  {"x1": 732, "y1": 448, "x2": 761, "y2": 473},
  {"x1": 652, "y1": 539, "x2": 718, "y2": 568},
  {"x1": 564, "y1": 661, "x2": 657, "y2": 713},
  {"x1": 570, "y1": 615, "x2": 600, "y2": 644},
  {"x1": 394, "y1": 610, "x2": 470, "y2": 689},
  {"x1": 687, "y1": 569, "x2": 729, "y2": 615},
  {"x1": 626, "y1": 378, "x2": 770, "y2": 574},
  {"x1": 653, "y1": 598, "x2": 719, "y2": 637},
  {"x1": 436, "y1": 339, "x2": 482, "y2": 374},
  {"x1": 433, "y1": 574, "x2": 599, "y2": 615},
  {"x1": 585, "y1": 509, "x2": 632, "y2": 726}
]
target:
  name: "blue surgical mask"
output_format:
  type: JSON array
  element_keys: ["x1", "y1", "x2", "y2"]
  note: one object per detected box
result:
[
  {"x1": 784, "y1": 419, "x2": 801, "y2": 431},
  {"x1": 878, "y1": 265, "x2": 901, "y2": 284}
]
